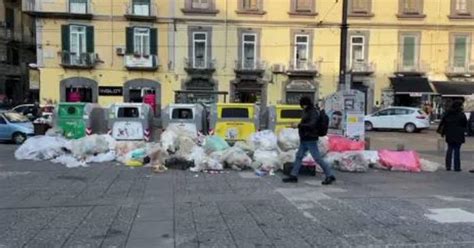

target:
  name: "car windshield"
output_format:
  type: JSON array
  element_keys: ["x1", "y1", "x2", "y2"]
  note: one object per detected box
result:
[{"x1": 4, "y1": 112, "x2": 30, "y2": 123}]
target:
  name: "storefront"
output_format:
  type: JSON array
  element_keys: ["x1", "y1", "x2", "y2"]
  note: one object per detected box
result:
[
  {"x1": 284, "y1": 79, "x2": 317, "y2": 105},
  {"x1": 60, "y1": 77, "x2": 98, "y2": 103},
  {"x1": 390, "y1": 76, "x2": 434, "y2": 107},
  {"x1": 432, "y1": 81, "x2": 474, "y2": 117},
  {"x1": 181, "y1": 77, "x2": 218, "y2": 104},
  {"x1": 123, "y1": 79, "x2": 161, "y2": 117}
]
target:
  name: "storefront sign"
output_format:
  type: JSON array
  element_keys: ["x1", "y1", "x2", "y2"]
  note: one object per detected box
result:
[
  {"x1": 99, "y1": 86, "x2": 123, "y2": 96},
  {"x1": 409, "y1": 93, "x2": 423, "y2": 97}
]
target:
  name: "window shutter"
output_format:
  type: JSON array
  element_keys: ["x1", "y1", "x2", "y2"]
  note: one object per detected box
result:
[
  {"x1": 86, "y1": 26, "x2": 94, "y2": 53},
  {"x1": 126, "y1": 27, "x2": 134, "y2": 54},
  {"x1": 150, "y1": 28, "x2": 157, "y2": 55},
  {"x1": 61, "y1": 25, "x2": 70, "y2": 52}
]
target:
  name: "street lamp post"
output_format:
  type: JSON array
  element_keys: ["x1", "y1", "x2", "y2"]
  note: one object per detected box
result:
[{"x1": 339, "y1": 0, "x2": 350, "y2": 90}]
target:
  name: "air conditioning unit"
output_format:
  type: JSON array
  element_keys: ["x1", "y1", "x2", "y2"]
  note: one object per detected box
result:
[
  {"x1": 115, "y1": 47, "x2": 125, "y2": 56},
  {"x1": 272, "y1": 64, "x2": 285, "y2": 73}
]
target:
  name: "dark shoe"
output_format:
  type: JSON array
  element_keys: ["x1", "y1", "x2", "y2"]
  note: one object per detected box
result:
[
  {"x1": 322, "y1": 176, "x2": 336, "y2": 185},
  {"x1": 469, "y1": 169, "x2": 474, "y2": 173},
  {"x1": 282, "y1": 175, "x2": 298, "y2": 183},
  {"x1": 446, "y1": 167, "x2": 452, "y2": 171},
  {"x1": 454, "y1": 169, "x2": 462, "y2": 172}
]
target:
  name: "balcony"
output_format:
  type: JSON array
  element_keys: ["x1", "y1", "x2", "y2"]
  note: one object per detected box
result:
[
  {"x1": 446, "y1": 62, "x2": 474, "y2": 77},
  {"x1": 287, "y1": 60, "x2": 320, "y2": 76},
  {"x1": 350, "y1": 61, "x2": 375, "y2": 76},
  {"x1": 124, "y1": 2, "x2": 157, "y2": 21},
  {"x1": 23, "y1": 0, "x2": 93, "y2": 20},
  {"x1": 184, "y1": 58, "x2": 216, "y2": 75},
  {"x1": 394, "y1": 60, "x2": 428, "y2": 76},
  {"x1": 61, "y1": 52, "x2": 97, "y2": 69},
  {"x1": 125, "y1": 54, "x2": 158, "y2": 71}
]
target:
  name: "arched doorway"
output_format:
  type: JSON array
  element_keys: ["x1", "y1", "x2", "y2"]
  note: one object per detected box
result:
[
  {"x1": 123, "y1": 79, "x2": 161, "y2": 117},
  {"x1": 60, "y1": 77, "x2": 98, "y2": 103}
]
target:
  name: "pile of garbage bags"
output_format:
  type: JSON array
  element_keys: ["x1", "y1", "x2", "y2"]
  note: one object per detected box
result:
[{"x1": 14, "y1": 126, "x2": 441, "y2": 174}]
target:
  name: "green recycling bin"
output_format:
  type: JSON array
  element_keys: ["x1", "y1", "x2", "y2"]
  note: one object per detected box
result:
[{"x1": 56, "y1": 103, "x2": 87, "y2": 139}]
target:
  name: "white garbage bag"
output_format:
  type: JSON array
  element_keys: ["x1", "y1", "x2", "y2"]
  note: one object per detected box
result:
[
  {"x1": 234, "y1": 141, "x2": 255, "y2": 156},
  {"x1": 253, "y1": 150, "x2": 281, "y2": 171},
  {"x1": 420, "y1": 159, "x2": 441, "y2": 172},
  {"x1": 86, "y1": 151, "x2": 116, "y2": 163},
  {"x1": 278, "y1": 128, "x2": 299, "y2": 151},
  {"x1": 360, "y1": 151, "x2": 380, "y2": 165},
  {"x1": 332, "y1": 152, "x2": 369, "y2": 172},
  {"x1": 15, "y1": 136, "x2": 71, "y2": 161},
  {"x1": 160, "y1": 129, "x2": 179, "y2": 153},
  {"x1": 115, "y1": 141, "x2": 145, "y2": 163},
  {"x1": 278, "y1": 149, "x2": 297, "y2": 164},
  {"x1": 51, "y1": 155, "x2": 87, "y2": 168},
  {"x1": 70, "y1": 135, "x2": 111, "y2": 159},
  {"x1": 318, "y1": 136, "x2": 329, "y2": 156},
  {"x1": 221, "y1": 147, "x2": 252, "y2": 170},
  {"x1": 175, "y1": 136, "x2": 196, "y2": 159},
  {"x1": 146, "y1": 143, "x2": 169, "y2": 167},
  {"x1": 189, "y1": 146, "x2": 223, "y2": 172},
  {"x1": 45, "y1": 127, "x2": 64, "y2": 137},
  {"x1": 249, "y1": 130, "x2": 278, "y2": 151}
]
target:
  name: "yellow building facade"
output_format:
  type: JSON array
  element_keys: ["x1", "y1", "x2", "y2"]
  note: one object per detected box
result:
[{"x1": 25, "y1": 0, "x2": 474, "y2": 116}]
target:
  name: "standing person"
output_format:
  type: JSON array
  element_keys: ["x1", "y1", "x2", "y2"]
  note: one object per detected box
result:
[
  {"x1": 282, "y1": 96, "x2": 336, "y2": 185},
  {"x1": 438, "y1": 100, "x2": 467, "y2": 172}
]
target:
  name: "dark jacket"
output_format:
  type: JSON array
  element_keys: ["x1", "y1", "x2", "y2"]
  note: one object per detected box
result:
[
  {"x1": 439, "y1": 110, "x2": 467, "y2": 144},
  {"x1": 298, "y1": 105, "x2": 319, "y2": 141}
]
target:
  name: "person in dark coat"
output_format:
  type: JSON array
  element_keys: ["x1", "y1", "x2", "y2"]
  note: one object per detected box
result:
[
  {"x1": 438, "y1": 100, "x2": 467, "y2": 172},
  {"x1": 282, "y1": 96, "x2": 335, "y2": 185}
]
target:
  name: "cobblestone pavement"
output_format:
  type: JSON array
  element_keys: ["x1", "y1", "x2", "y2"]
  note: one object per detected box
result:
[{"x1": 0, "y1": 130, "x2": 474, "y2": 248}]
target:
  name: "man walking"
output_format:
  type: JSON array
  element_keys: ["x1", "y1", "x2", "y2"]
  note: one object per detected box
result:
[{"x1": 282, "y1": 96, "x2": 336, "y2": 185}]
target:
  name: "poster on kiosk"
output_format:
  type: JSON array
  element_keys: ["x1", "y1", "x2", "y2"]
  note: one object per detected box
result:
[{"x1": 324, "y1": 90, "x2": 365, "y2": 141}]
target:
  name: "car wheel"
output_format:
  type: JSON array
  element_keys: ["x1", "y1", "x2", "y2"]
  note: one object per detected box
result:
[
  {"x1": 12, "y1": 133, "x2": 27, "y2": 145},
  {"x1": 404, "y1": 123, "x2": 416, "y2": 133},
  {"x1": 365, "y1": 121, "x2": 373, "y2": 131}
]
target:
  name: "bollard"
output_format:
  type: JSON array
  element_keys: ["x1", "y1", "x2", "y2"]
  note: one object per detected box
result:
[
  {"x1": 364, "y1": 137, "x2": 371, "y2": 150},
  {"x1": 396, "y1": 144, "x2": 405, "y2": 151}
]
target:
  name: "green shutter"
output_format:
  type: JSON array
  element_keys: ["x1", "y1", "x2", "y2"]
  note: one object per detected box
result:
[
  {"x1": 61, "y1": 25, "x2": 70, "y2": 52},
  {"x1": 126, "y1": 27, "x2": 134, "y2": 54},
  {"x1": 403, "y1": 36, "x2": 415, "y2": 67},
  {"x1": 86, "y1": 26, "x2": 94, "y2": 53},
  {"x1": 150, "y1": 28, "x2": 157, "y2": 55}
]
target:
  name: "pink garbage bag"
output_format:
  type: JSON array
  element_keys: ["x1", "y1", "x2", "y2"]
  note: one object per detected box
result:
[
  {"x1": 378, "y1": 150, "x2": 421, "y2": 172},
  {"x1": 328, "y1": 135, "x2": 365, "y2": 152}
]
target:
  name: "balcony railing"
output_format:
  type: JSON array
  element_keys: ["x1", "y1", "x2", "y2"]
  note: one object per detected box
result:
[
  {"x1": 124, "y1": 2, "x2": 157, "y2": 20},
  {"x1": 184, "y1": 58, "x2": 216, "y2": 70},
  {"x1": 394, "y1": 60, "x2": 429, "y2": 75},
  {"x1": 61, "y1": 52, "x2": 97, "y2": 69},
  {"x1": 446, "y1": 61, "x2": 474, "y2": 75},
  {"x1": 234, "y1": 59, "x2": 266, "y2": 71},
  {"x1": 23, "y1": 0, "x2": 93, "y2": 19},
  {"x1": 125, "y1": 54, "x2": 158, "y2": 70},
  {"x1": 350, "y1": 61, "x2": 376, "y2": 74},
  {"x1": 288, "y1": 60, "x2": 320, "y2": 72}
]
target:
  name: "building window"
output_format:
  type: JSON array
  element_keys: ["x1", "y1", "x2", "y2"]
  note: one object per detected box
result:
[
  {"x1": 62, "y1": 25, "x2": 94, "y2": 66},
  {"x1": 243, "y1": 0, "x2": 258, "y2": 10},
  {"x1": 398, "y1": 0, "x2": 424, "y2": 17},
  {"x1": 5, "y1": 8, "x2": 14, "y2": 30},
  {"x1": 401, "y1": 35, "x2": 418, "y2": 68},
  {"x1": 134, "y1": 28, "x2": 150, "y2": 55},
  {"x1": 453, "y1": 35, "x2": 469, "y2": 68},
  {"x1": 192, "y1": 0, "x2": 209, "y2": 9},
  {"x1": 133, "y1": 0, "x2": 150, "y2": 16},
  {"x1": 350, "y1": 36, "x2": 365, "y2": 65},
  {"x1": 70, "y1": 25, "x2": 87, "y2": 63},
  {"x1": 193, "y1": 32, "x2": 207, "y2": 68},
  {"x1": 451, "y1": 0, "x2": 473, "y2": 17},
  {"x1": 295, "y1": 0, "x2": 311, "y2": 12},
  {"x1": 242, "y1": 33, "x2": 256, "y2": 69},
  {"x1": 456, "y1": 0, "x2": 468, "y2": 13},
  {"x1": 351, "y1": 0, "x2": 370, "y2": 14},
  {"x1": 295, "y1": 35, "x2": 309, "y2": 69},
  {"x1": 69, "y1": 0, "x2": 88, "y2": 14}
]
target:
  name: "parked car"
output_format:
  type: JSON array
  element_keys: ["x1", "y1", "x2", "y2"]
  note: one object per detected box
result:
[
  {"x1": 0, "y1": 111, "x2": 34, "y2": 144},
  {"x1": 365, "y1": 107, "x2": 430, "y2": 133},
  {"x1": 11, "y1": 104, "x2": 54, "y2": 120}
]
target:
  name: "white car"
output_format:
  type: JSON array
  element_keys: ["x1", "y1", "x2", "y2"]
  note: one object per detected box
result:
[{"x1": 365, "y1": 107, "x2": 430, "y2": 133}]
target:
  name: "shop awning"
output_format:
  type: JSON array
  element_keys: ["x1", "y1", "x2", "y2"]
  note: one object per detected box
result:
[
  {"x1": 432, "y1": 81, "x2": 474, "y2": 97},
  {"x1": 390, "y1": 77, "x2": 434, "y2": 95}
]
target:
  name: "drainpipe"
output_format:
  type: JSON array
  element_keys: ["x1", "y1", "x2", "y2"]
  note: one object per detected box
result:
[
  {"x1": 110, "y1": 0, "x2": 114, "y2": 67},
  {"x1": 223, "y1": 0, "x2": 228, "y2": 69}
]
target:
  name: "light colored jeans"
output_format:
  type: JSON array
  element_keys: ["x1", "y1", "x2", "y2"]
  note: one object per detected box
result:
[{"x1": 290, "y1": 141, "x2": 334, "y2": 178}]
